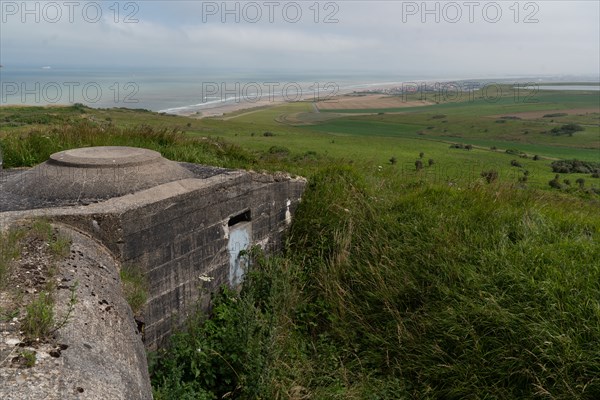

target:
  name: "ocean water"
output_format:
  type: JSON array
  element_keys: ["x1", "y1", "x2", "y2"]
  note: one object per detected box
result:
[{"x1": 0, "y1": 66, "x2": 420, "y2": 114}]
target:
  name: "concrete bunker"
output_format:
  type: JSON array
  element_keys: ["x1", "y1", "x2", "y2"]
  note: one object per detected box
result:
[{"x1": 0, "y1": 146, "x2": 306, "y2": 399}]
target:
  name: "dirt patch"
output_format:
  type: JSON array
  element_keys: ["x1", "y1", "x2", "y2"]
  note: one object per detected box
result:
[{"x1": 316, "y1": 94, "x2": 433, "y2": 110}]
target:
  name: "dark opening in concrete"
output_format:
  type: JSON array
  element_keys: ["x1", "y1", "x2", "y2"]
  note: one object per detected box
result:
[{"x1": 228, "y1": 210, "x2": 252, "y2": 226}]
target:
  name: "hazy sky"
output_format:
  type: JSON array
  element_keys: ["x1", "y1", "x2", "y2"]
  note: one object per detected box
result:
[{"x1": 1, "y1": 0, "x2": 599, "y2": 77}]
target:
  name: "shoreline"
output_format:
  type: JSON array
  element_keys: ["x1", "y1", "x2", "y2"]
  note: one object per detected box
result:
[{"x1": 3, "y1": 78, "x2": 598, "y2": 119}]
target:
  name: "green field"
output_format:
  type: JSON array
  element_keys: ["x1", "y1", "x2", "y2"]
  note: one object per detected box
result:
[{"x1": 1, "y1": 88, "x2": 600, "y2": 399}]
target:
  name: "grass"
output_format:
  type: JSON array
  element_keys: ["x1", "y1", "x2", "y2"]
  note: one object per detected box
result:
[
  {"x1": 120, "y1": 264, "x2": 148, "y2": 315},
  {"x1": 18, "y1": 350, "x2": 37, "y2": 368},
  {"x1": 1, "y1": 219, "x2": 74, "y2": 340},
  {"x1": 0, "y1": 228, "x2": 26, "y2": 288},
  {"x1": 1, "y1": 89, "x2": 599, "y2": 398},
  {"x1": 21, "y1": 291, "x2": 55, "y2": 340},
  {"x1": 150, "y1": 167, "x2": 600, "y2": 399}
]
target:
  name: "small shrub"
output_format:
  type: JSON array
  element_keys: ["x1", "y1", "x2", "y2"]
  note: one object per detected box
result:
[
  {"x1": 419, "y1": 152, "x2": 424, "y2": 159},
  {"x1": 49, "y1": 234, "x2": 71, "y2": 259},
  {"x1": 510, "y1": 160, "x2": 522, "y2": 168},
  {"x1": 428, "y1": 159, "x2": 435, "y2": 167},
  {"x1": 14, "y1": 350, "x2": 37, "y2": 368},
  {"x1": 550, "y1": 123, "x2": 584, "y2": 136},
  {"x1": 549, "y1": 175, "x2": 562, "y2": 189},
  {"x1": 262, "y1": 131, "x2": 274, "y2": 137},
  {"x1": 576, "y1": 178, "x2": 585, "y2": 188},
  {"x1": 563, "y1": 179, "x2": 571, "y2": 186},
  {"x1": 415, "y1": 160, "x2": 423, "y2": 171},
  {"x1": 389, "y1": 156, "x2": 397, "y2": 165},
  {"x1": 481, "y1": 170, "x2": 498, "y2": 184},
  {"x1": 533, "y1": 155, "x2": 540, "y2": 161},
  {"x1": 500, "y1": 116, "x2": 521, "y2": 120},
  {"x1": 268, "y1": 146, "x2": 290, "y2": 156},
  {"x1": 465, "y1": 144, "x2": 473, "y2": 151},
  {"x1": 22, "y1": 292, "x2": 54, "y2": 340}
]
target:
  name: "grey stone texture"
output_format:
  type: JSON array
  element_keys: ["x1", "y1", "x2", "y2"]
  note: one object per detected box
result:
[
  {"x1": 0, "y1": 147, "x2": 306, "y2": 398},
  {"x1": 0, "y1": 225, "x2": 152, "y2": 400}
]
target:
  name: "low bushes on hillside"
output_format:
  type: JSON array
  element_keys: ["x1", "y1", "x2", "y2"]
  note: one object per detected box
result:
[
  {"x1": 551, "y1": 159, "x2": 600, "y2": 174},
  {"x1": 549, "y1": 123, "x2": 584, "y2": 136}
]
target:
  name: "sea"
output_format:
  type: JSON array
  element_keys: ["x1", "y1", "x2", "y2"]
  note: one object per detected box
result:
[
  {"x1": 1, "y1": 66, "x2": 598, "y2": 115},
  {"x1": 0, "y1": 66, "x2": 427, "y2": 115}
]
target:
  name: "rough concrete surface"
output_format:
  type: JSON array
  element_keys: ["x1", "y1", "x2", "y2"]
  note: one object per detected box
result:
[
  {"x1": 0, "y1": 225, "x2": 152, "y2": 400},
  {"x1": 0, "y1": 146, "x2": 306, "y2": 398},
  {"x1": 2, "y1": 146, "x2": 195, "y2": 205}
]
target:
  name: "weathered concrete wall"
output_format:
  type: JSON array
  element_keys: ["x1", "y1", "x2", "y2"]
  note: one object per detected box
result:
[
  {"x1": 58, "y1": 172, "x2": 305, "y2": 348},
  {"x1": 0, "y1": 148, "x2": 306, "y2": 398},
  {"x1": 3, "y1": 169, "x2": 305, "y2": 349},
  {"x1": 0, "y1": 225, "x2": 152, "y2": 400}
]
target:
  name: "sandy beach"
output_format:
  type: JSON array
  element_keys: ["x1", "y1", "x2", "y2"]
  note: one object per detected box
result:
[{"x1": 183, "y1": 81, "x2": 433, "y2": 119}]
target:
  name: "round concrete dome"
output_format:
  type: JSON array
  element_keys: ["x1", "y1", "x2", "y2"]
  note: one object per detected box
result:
[{"x1": 4, "y1": 146, "x2": 195, "y2": 202}]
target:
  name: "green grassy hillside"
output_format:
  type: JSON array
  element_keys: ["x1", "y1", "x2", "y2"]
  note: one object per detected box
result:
[{"x1": 1, "y1": 88, "x2": 599, "y2": 399}]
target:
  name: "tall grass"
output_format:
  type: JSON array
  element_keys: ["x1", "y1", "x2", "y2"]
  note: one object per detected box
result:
[
  {"x1": 151, "y1": 166, "x2": 600, "y2": 399},
  {"x1": 0, "y1": 120, "x2": 255, "y2": 168}
]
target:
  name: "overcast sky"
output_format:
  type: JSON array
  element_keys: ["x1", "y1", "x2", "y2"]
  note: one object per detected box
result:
[{"x1": 1, "y1": 1, "x2": 599, "y2": 78}]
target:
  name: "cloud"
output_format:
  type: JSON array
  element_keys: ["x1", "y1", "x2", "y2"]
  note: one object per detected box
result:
[{"x1": 0, "y1": 0, "x2": 598, "y2": 76}]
